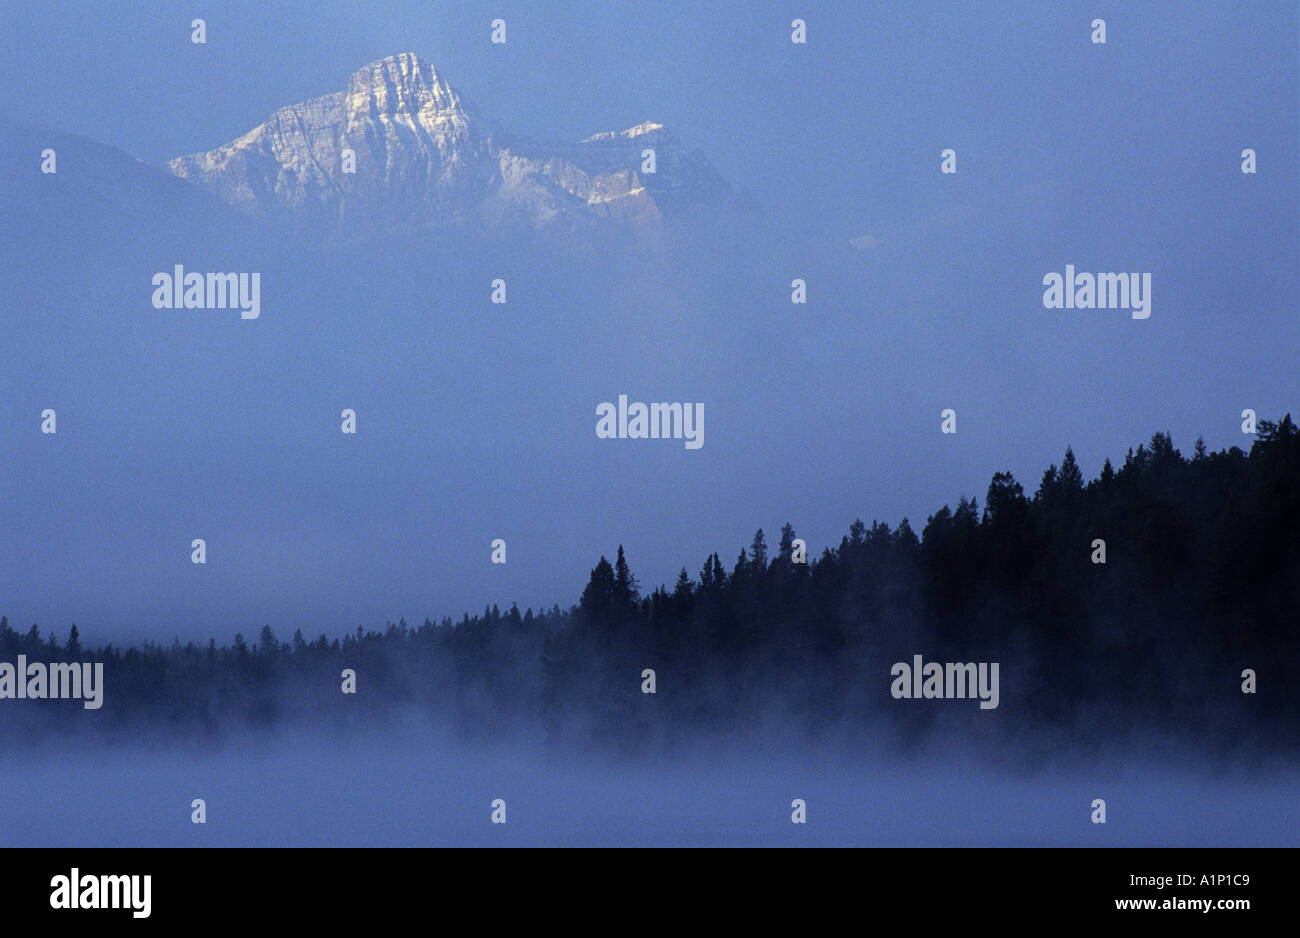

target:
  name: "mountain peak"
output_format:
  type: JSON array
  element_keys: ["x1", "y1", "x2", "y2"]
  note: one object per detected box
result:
[
  {"x1": 345, "y1": 53, "x2": 462, "y2": 116},
  {"x1": 170, "y1": 54, "x2": 734, "y2": 245}
]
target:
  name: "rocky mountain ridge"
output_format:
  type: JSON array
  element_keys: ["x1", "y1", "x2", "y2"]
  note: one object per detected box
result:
[{"x1": 169, "y1": 53, "x2": 732, "y2": 245}]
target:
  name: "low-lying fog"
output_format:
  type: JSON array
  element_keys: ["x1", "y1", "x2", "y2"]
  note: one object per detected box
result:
[{"x1": 2, "y1": 725, "x2": 1293, "y2": 846}]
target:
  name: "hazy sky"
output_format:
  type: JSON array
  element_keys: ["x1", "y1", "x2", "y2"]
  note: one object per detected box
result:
[
  {"x1": 5, "y1": 1, "x2": 1295, "y2": 244},
  {"x1": 1, "y1": 1, "x2": 1296, "y2": 644}
]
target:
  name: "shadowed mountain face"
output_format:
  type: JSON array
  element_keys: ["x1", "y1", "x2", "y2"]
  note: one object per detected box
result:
[
  {"x1": 0, "y1": 122, "x2": 262, "y2": 254},
  {"x1": 168, "y1": 52, "x2": 732, "y2": 246}
]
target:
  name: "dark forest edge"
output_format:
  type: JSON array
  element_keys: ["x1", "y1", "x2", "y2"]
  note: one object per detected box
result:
[{"x1": 3, "y1": 416, "x2": 1297, "y2": 757}]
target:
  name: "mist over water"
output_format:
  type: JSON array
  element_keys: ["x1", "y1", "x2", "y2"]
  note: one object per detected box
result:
[{"x1": 3, "y1": 724, "x2": 1294, "y2": 847}]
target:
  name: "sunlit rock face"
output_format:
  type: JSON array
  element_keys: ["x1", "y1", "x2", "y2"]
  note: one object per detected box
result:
[{"x1": 170, "y1": 53, "x2": 731, "y2": 247}]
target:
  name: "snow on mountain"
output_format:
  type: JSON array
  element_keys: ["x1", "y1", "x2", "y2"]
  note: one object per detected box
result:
[{"x1": 169, "y1": 53, "x2": 732, "y2": 245}]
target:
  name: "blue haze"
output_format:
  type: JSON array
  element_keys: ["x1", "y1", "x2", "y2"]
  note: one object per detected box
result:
[
  {"x1": 1, "y1": 2, "x2": 1295, "y2": 642},
  {"x1": 0, "y1": 1, "x2": 1297, "y2": 849}
]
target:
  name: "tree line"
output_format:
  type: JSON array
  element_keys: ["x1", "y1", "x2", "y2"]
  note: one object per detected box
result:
[{"x1": 3, "y1": 415, "x2": 1296, "y2": 753}]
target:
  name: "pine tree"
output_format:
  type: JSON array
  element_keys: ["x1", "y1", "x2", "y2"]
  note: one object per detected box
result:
[
  {"x1": 613, "y1": 545, "x2": 639, "y2": 612},
  {"x1": 895, "y1": 518, "x2": 920, "y2": 555},
  {"x1": 983, "y1": 472, "x2": 1026, "y2": 527},
  {"x1": 778, "y1": 523, "x2": 797, "y2": 561},
  {"x1": 749, "y1": 529, "x2": 768, "y2": 571},
  {"x1": 1037, "y1": 464, "x2": 1058, "y2": 501},
  {"x1": 699, "y1": 554, "x2": 714, "y2": 590},
  {"x1": 1058, "y1": 447, "x2": 1084, "y2": 492},
  {"x1": 581, "y1": 556, "x2": 616, "y2": 618}
]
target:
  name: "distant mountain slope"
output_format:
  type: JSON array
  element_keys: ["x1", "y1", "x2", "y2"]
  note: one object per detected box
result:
[{"x1": 0, "y1": 121, "x2": 257, "y2": 251}]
